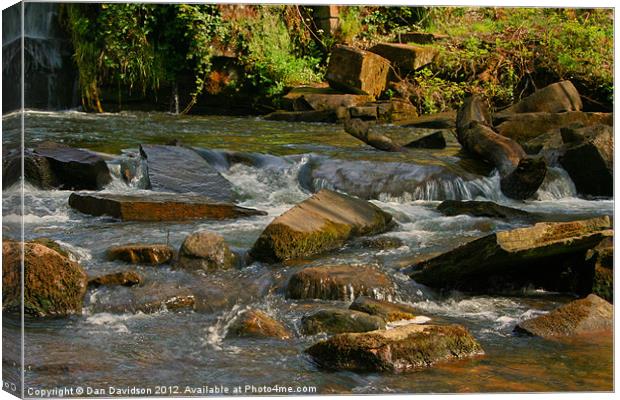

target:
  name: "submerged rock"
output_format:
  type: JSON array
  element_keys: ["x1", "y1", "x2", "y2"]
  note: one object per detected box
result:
[
  {"x1": 227, "y1": 309, "x2": 291, "y2": 339},
  {"x1": 249, "y1": 189, "x2": 392, "y2": 263},
  {"x1": 437, "y1": 200, "x2": 536, "y2": 221},
  {"x1": 301, "y1": 308, "x2": 386, "y2": 335},
  {"x1": 177, "y1": 230, "x2": 236, "y2": 271},
  {"x1": 410, "y1": 216, "x2": 612, "y2": 293},
  {"x1": 139, "y1": 144, "x2": 234, "y2": 202},
  {"x1": 306, "y1": 324, "x2": 483, "y2": 372},
  {"x1": 559, "y1": 124, "x2": 613, "y2": 197},
  {"x1": 88, "y1": 271, "x2": 142, "y2": 288},
  {"x1": 501, "y1": 81, "x2": 582, "y2": 114},
  {"x1": 369, "y1": 42, "x2": 437, "y2": 73},
  {"x1": 106, "y1": 243, "x2": 174, "y2": 265},
  {"x1": 326, "y1": 45, "x2": 390, "y2": 98},
  {"x1": 286, "y1": 264, "x2": 394, "y2": 301},
  {"x1": 349, "y1": 296, "x2": 419, "y2": 322},
  {"x1": 3, "y1": 240, "x2": 88, "y2": 317},
  {"x1": 68, "y1": 192, "x2": 266, "y2": 222},
  {"x1": 358, "y1": 236, "x2": 404, "y2": 250},
  {"x1": 514, "y1": 294, "x2": 612, "y2": 338},
  {"x1": 404, "y1": 131, "x2": 447, "y2": 149}
]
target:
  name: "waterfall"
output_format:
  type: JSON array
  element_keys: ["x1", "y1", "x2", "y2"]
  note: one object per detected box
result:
[{"x1": 2, "y1": 2, "x2": 78, "y2": 113}]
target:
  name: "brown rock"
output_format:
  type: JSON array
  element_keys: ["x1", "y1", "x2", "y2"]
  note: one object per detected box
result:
[
  {"x1": 282, "y1": 87, "x2": 370, "y2": 112},
  {"x1": 68, "y1": 192, "x2": 266, "y2": 222},
  {"x1": 369, "y1": 42, "x2": 438, "y2": 73},
  {"x1": 515, "y1": 294, "x2": 612, "y2": 338},
  {"x1": 88, "y1": 271, "x2": 142, "y2": 288},
  {"x1": 249, "y1": 189, "x2": 393, "y2": 263},
  {"x1": 398, "y1": 111, "x2": 456, "y2": 129},
  {"x1": 404, "y1": 131, "x2": 446, "y2": 149},
  {"x1": 349, "y1": 296, "x2": 419, "y2": 322},
  {"x1": 411, "y1": 216, "x2": 613, "y2": 292},
  {"x1": 306, "y1": 323, "x2": 483, "y2": 372},
  {"x1": 177, "y1": 230, "x2": 235, "y2": 271},
  {"x1": 585, "y1": 237, "x2": 613, "y2": 303},
  {"x1": 326, "y1": 45, "x2": 390, "y2": 98},
  {"x1": 227, "y1": 309, "x2": 290, "y2": 339},
  {"x1": 502, "y1": 81, "x2": 582, "y2": 114},
  {"x1": 3, "y1": 241, "x2": 88, "y2": 317},
  {"x1": 286, "y1": 264, "x2": 394, "y2": 301},
  {"x1": 301, "y1": 308, "x2": 386, "y2": 335},
  {"x1": 30, "y1": 237, "x2": 70, "y2": 258},
  {"x1": 106, "y1": 243, "x2": 174, "y2": 265}
]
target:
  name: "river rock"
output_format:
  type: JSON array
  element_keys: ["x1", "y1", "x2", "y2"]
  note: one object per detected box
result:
[
  {"x1": 306, "y1": 323, "x2": 483, "y2": 372},
  {"x1": 30, "y1": 237, "x2": 70, "y2": 258},
  {"x1": 283, "y1": 87, "x2": 371, "y2": 112},
  {"x1": 514, "y1": 294, "x2": 612, "y2": 338},
  {"x1": 326, "y1": 44, "x2": 390, "y2": 98},
  {"x1": 301, "y1": 308, "x2": 386, "y2": 335},
  {"x1": 585, "y1": 237, "x2": 613, "y2": 302},
  {"x1": 399, "y1": 111, "x2": 456, "y2": 129},
  {"x1": 264, "y1": 110, "x2": 338, "y2": 123},
  {"x1": 437, "y1": 200, "x2": 536, "y2": 221},
  {"x1": 68, "y1": 192, "x2": 266, "y2": 222},
  {"x1": 2, "y1": 149, "x2": 57, "y2": 189},
  {"x1": 358, "y1": 236, "x2": 404, "y2": 250},
  {"x1": 286, "y1": 264, "x2": 394, "y2": 301},
  {"x1": 410, "y1": 216, "x2": 612, "y2": 292},
  {"x1": 227, "y1": 309, "x2": 291, "y2": 339},
  {"x1": 249, "y1": 189, "x2": 393, "y2": 263},
  {"x1": 375, "y1": 99, "x2": 419, "y2": 122},
  {"x1": 88, "y1": 271, "x2": 142, "y2": 288},
  {"x1": 369, "y1": 42, "x2": 437, "y2": 73},
  {"x1": 494, "y1": 111, "x2": 612, "y2": 145},
  {"x1": 139, "y1": 144, "x2": 234, "y2": 202},
  {"x1": 3, "y1": 240, "x2": 88, "y2": 317},
  {"x1": 404, "y1": 131, "x2": 447, "y2": 149},
  {"x1": 559, "y1": 124, "x2": 613, "y2": 197},
  {"x1": 349, "y1": 296, "x2": 419, "y2": 322},
  {"x1": 502, "y1": 81, "x2": 582, "y2": 114},
  {"x1": 106, "y1": 243, "x2": 174, "y2": 265},
  {"x1": 177, "y1": 230, "x2": 235, "y2": 271}
]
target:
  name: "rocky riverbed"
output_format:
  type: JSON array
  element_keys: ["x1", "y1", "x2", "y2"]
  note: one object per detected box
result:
[{"x1": 2, "y1": 107, "x2": 613, "y2": 393}]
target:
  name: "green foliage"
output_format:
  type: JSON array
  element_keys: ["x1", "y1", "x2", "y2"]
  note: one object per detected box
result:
[
  {"x1": 361, "y1": 6, "x2": 429, "y2": 37},
  {"x1": 337, "y1": 7, "x2": 363, "y2": 44}
]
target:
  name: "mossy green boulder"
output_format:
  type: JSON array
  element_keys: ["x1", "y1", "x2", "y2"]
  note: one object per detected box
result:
[
  {"x1": 301, "y1": 308, "x2": 386, "y2": 335},
  {"x1": 349, "y1": 296, "x2": 419, "y2": 322},
  {"x1": 306, "y1": 323, "x2": 483, "y2": 372},
  {"x1": 250, "y1": 189, "x2": 393, "y2": 263},
  {"x1": 2, "y1": 240, "x2": 88, "y2": 317}
]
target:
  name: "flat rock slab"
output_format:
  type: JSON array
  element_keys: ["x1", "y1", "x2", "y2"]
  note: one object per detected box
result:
[
  {"x1": 515, "y1": 294, "x2": 612, "y2": 338},
  {"x1": 69, "y1": 192, "x2": 266, "y2": 222},
  {"x1": 263, "y1": 110, "x2": 337, "y2": 123},
  {"x1": 249, "y1": 189, "x2": 393, "y2": 262},
  {"x1": 301, "y1": 308, "x2": 386, "y2": 335},
  {"x1": 286, "y1": 264, "x2": 394, "y2": 301},
  {"x1": 411, "y1": 216, "x2": 613, "y2": 292},
  {"x1": 139, "y1": 144, "x2": 233, "y2": 202},
  {"x1": 369, "y1": 42, "x2": 438, "y2": 72},
  {"x1": 437, "y1": 200, "x2": 539, "y2": 222},
  {"x1": 106, "y1": 243, "x2": 174, "y2": 265},
  {"x1": 502, "y1": 81, "x2": 582, "y2": 114},
  {"x1": 306, "y1": 323, "x2": 483, "y2": 372},
  {"x1": 350, "y1": 296, "x2": 419, "y2": 322}
]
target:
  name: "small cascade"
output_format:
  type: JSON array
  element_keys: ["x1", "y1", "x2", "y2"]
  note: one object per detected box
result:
[
  {"x1": 2, "y1": 3, "x2": 78, "y2": 112},
  {"x1": 534, "y1": 167, "x2": 577, "y2": 200}
]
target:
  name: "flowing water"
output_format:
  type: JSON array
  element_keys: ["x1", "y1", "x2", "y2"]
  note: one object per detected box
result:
[{"x1": 2, "y1": 110, "x2": 614, "y2": 394}]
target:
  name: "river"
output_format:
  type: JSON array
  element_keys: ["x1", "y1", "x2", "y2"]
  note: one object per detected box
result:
[{"x1": 2, "y1": 110, "x2": 613, "y2": 394}]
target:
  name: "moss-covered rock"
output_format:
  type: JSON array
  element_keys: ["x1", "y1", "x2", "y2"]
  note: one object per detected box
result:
[
  {"x1": 88, "y1": 271, "x2": 142, "y2": 288},
  {"x1": 349, "y1": 296, "x2": 419, "y2": 322},
  {"x1": 3, "y1": 240, "x2": 88, "y2": 317},
  {"x1": 249, "y1": 189, "x2": 393, "y2": 263},
  {"x1": 177, "y1": 230, "x2": 236, "y2": 271},
  {"x1": 301, "y1": 308, "x2": 386, "y2": 335},
  {"x1": 286, "y1": 264, "x2": 394, "y2": 301},
  {"x1": 306, "y1": 323, "x2": 483, "y2": 372},
  {"x1": 30, "y1": 237, "x2": 70, "y2": 258},
  {"x1": 227, "y1": 309, "x2": 291, "y2": 339},
  {"x1": 107, "y1": 243, "x2": 174, "y2": 265},
  {"x1": 514, "y1": 294, "x2": 612, "y2": 338}
]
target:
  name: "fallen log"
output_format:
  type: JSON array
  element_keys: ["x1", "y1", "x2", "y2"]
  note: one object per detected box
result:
[
  {"x1": 456, "y1": 96, "x2": 546, "y2": 199},
  {"x1": 343, "y1": 118, "x2": 402, "y2": 152}
]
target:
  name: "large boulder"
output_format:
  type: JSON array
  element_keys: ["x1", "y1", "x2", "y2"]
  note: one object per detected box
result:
[
  {"x1": 368, "y1": 43, "x2": 437, "y2": 73},
  {"x1": 410, "y1": 216, "x2": 613, "y2": 292},
  {"x1": 139, "y1": 144, "x2": 234, "y2": 202},
  {"x1": 501, "y1": 81, "x2": 582, "y2": 114},
  {"x1": 68, "y1": 192, "x2": 266, "y2": 222},
  {"x1": 3, "y1": 241, "x2": 88, "y2": 317},
  {"x1": 559, "y1": 124, "x2": 613, "y2": 197},
  {"x1": 306, "y1": 323, "x2": 483, "y2": 372},
  {"x1": 301, "y1": 308, "x2": 386, "y2": 335},
  {"x1": 349, "y1": 296, "x2": 419, "y2": 322},
  {"x1": 585, "y1": 237, "x2": 613, "y2": 302},
  {"x1": 249, "y1": 189, "x2": 393, "y2": 263},
  {"x1": 514, "y1": 294, "x2": 612, "y2": 338},
  {"x1": 106, "y1": 243, "x2": 174, "y2": 265},
  {"x1": 227, "y1": 309, "x2": 291, "y2": 339},
  {"x1": 2, "y1": 149, "x2": 57, "y2": 189},
  {"x1": 286, "y1": 264, "x2": 394, "y2": 301},
  {"x1": 177, "y1": 230, "x2": 236, "y2": 271},
  {"x1": 326, "y1": 44, "x2": 390, "y2": 98},
  {"x1": 494, "y1": 111, "x2": 612, "y2": 145}
]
